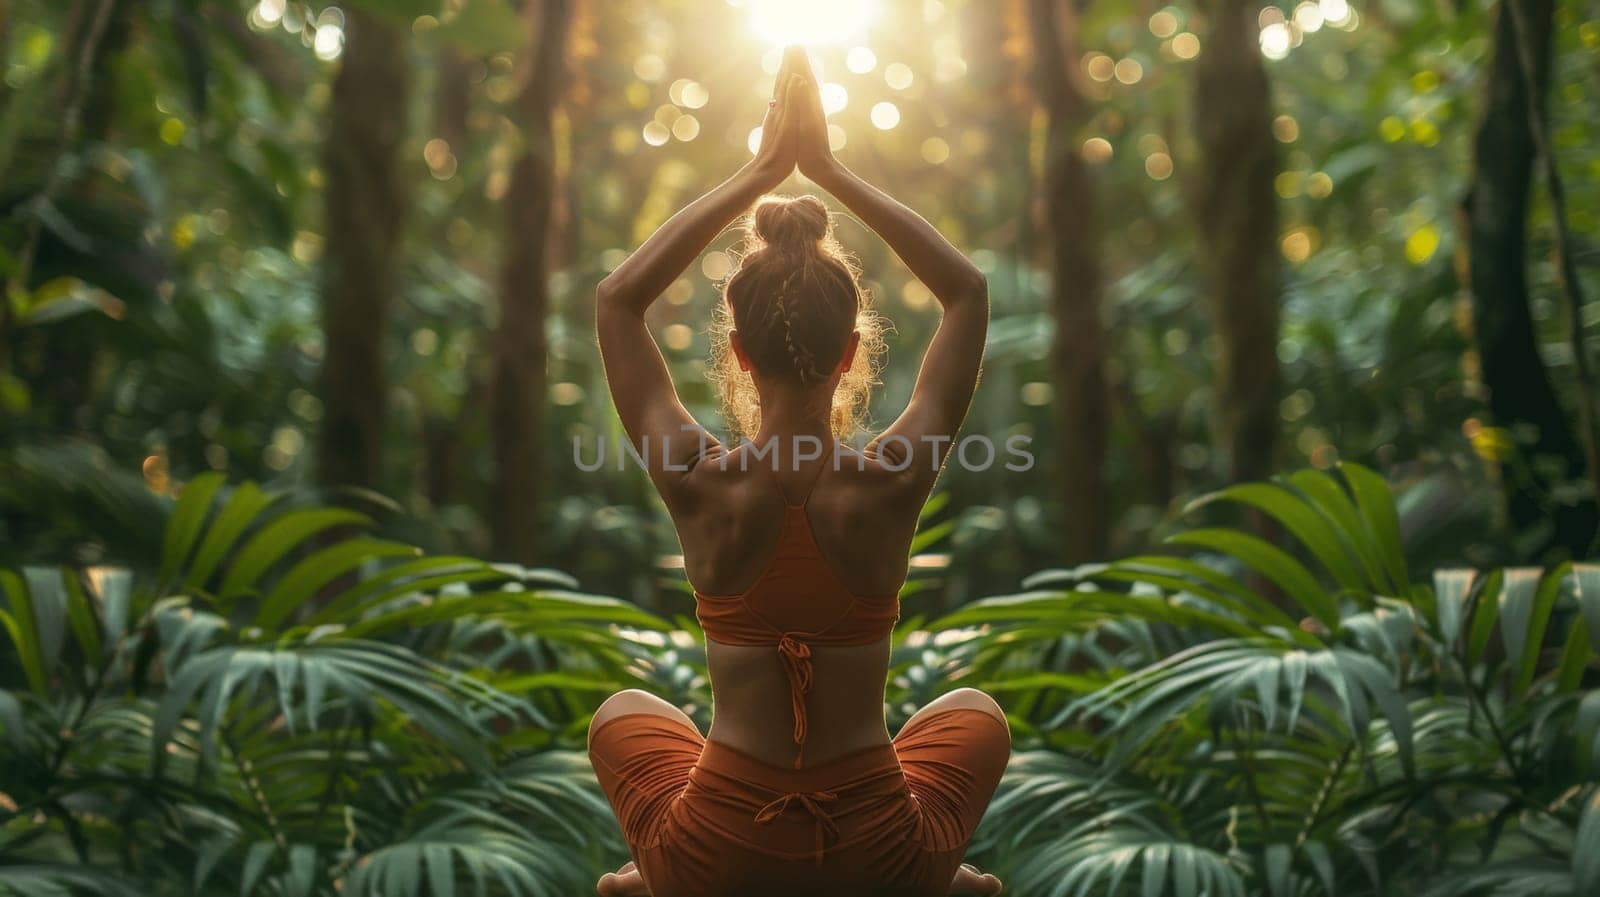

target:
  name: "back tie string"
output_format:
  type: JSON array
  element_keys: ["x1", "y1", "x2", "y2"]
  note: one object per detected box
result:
[{"x1": 776, "y1": 633, "x2": 813, "y2": 768}]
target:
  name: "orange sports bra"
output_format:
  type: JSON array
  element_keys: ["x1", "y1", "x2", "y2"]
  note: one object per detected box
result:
[{"x1": 693, "y1": 442, "x2": 901, "y2": 768}]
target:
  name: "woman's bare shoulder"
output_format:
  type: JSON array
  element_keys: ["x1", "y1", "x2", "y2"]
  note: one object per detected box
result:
[
  {"x1": 678, "y1": 440, "x2": 917, "y2": 498},
  {"x1": 834, "y1": 441, "x2": 939, "y2": 483}
]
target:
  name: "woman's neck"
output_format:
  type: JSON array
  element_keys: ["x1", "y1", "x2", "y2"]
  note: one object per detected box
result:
[{"x1": 750, "y1": 384, "x2": 834, "y2": 451}]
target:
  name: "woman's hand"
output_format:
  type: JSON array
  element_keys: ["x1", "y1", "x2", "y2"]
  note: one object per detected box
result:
[
  {"x1": 749, "y1": 53, "x2": 803, "y2": 191},
  {"x1": 786, "y1": 47, "x2": 838, "y2": 185}
]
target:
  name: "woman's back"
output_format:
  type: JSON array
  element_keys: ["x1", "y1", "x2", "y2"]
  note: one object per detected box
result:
[
  {"x1": 588, "y1": 47, "x2": 1005, "y2": 896},
  {"x1": 677, "y1": 440, "x2": 920, "y2": 767},
  {"x1": 679, "y1": 442, "x2": 919, "y2": 597}
]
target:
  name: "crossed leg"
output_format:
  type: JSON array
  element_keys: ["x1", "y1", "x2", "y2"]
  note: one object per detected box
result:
[
  {"x1": 588, "y1": 689, "x2": 700, "y2": 742},
  {"x1": 589, "y1": 688, "x2": 1006, "y2": 896},
  {"x1": 897, "y1": 688, "x2": 1009, "y2": 896}
]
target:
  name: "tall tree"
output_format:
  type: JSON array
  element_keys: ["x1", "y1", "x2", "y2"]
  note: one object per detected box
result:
[
  {"x1": 1190, "y1": 0, "x2": 1280, "y2": 484},
  {"x1": 1461, "y1": 0, "x2": 1596, "y2": 558},
  {"x1": 318, "y1": 9, "x2": 411, "y2": 490},
  {"x1": 1030, "y1": 0, "x2": 1110, "y2": 562},
  {"x1": 421, "y1": 46, "x2": 479, "y2": 510},
  {"x1": 489, "y1": 0, "x2": 570, "y2": 563}
]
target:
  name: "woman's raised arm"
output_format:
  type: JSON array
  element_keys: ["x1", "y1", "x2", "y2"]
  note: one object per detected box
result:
[
  {"x1": 789, "y1": 54, "x2": 989, "y2": 486},
  {"x1": 596, "y1": 62, "x2": 803, "y2": 493}
]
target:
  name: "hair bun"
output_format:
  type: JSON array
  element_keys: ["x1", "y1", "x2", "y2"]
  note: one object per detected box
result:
[{"x1": 752, "y1": 194, "x2": 829, "y2": 253}]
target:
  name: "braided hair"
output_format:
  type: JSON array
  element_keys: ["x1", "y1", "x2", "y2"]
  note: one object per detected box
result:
[{"x1": 710, "y1": 195, "x2": 886, "y2": 439}]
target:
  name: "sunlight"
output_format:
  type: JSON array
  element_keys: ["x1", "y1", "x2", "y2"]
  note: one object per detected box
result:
[{"x1": 745, "y1": 0, "x2": 879, "y2": 47}]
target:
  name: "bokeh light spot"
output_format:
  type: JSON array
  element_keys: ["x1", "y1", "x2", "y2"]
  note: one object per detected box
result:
[
  {"x1": 423, "y1": 138, "x2": 458, "y2": 179},
  {"x1": 821, "y1": 82, "x2": 849, "y2": 114},
  {"x1": 702, "y1": 251, "x2": 733, "y2": 281},
  {"x1": 551, "y1": 382, "x2": 585, "y2": 406},
  {"x1": 663, "y1": 324, "x2": 694, "y2": 350},
  {"x1": 1293, "y1": 1, "x2": 1324, "y2": 31},
  {"x1": 1281, "y1": 226, "x2": 1318, "y2": 263},
  {"x1": 1408, "y1": 118, "x2": 1440, "y2": 146},
  {"x1": 1405, "y1": 225, "x2": 1440, "y2": 264},
  {"x1": 1084, "y1": 53, "x2": 1114, "y2": 82},
  {"x1": 634, "y1": 54, "x2": 665, "y2": 81},
  {"x1": 255, "y1": 0, "x2": 285, "y2": 25},
  {"x1": 313, "y1": 24, "x2": 343, "y2": 60},
  {"x1": 1020, "y1": 382, "x2": 1052, "y2": 406},
  {"x1": 159, "y1": 118, "x2": 186, "y2": 146},
  {"x1": 672, "y1": 114, "x2": 701, "y2": 141},
  {"x1": 1260, "y1": 23, "x2": 1291, "y2": 60}
]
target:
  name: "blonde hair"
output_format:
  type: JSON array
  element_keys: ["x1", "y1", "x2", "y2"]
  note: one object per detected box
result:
[{"x1": 709, "y1": 195, "x2": 886, "y2": 440}]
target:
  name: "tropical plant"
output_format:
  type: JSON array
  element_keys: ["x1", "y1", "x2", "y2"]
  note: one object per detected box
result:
[
  {"x1": 0, "y1": 473, "x2": 672, "y2": 896},
  {"x1": 938, "y1": 463, "x2": 1600, "y2": 897}
]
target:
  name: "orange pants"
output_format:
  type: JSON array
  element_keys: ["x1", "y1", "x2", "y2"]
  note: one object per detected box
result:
[{"x1": 588, "y1": 707, "x2": 1010, "y2": 897}]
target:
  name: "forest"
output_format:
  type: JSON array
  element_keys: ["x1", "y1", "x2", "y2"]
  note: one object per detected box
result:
[{"x1": 2, "y1": 0, "x2": 1599, "y2": 894}]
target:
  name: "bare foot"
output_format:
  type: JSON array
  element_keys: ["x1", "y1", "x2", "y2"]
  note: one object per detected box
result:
[
  {"x1": 950, "y1": 862, "x2": 1003, "y2": 895},
  {"x1": 597, "y1": 861, "x2": 649, "y2": 897}
]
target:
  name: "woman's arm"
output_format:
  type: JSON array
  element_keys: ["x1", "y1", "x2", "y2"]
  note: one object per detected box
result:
[
  {"x1": 791, "y1": 60, "x2": 988, "y2": 485},
  {"x1": 596, "y1": 65, "x2": 801, "y2": 495}
]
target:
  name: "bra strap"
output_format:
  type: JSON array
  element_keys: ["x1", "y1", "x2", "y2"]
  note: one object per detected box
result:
[{"x1": 774, "y1": 437, "x2": 834, "y2": 508}]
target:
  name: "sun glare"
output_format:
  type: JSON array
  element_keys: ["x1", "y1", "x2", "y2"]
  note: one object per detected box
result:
[{"x1": 746, "y1": 0, "x2": 879, "y2": 47}]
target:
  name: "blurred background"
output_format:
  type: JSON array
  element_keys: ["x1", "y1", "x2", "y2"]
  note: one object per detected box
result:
[{"x1": 3, "y1": 1, "x2": 1600, "y2": 894}]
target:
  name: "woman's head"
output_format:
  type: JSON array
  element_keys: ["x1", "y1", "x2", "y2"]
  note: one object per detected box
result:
[{"x1": 711, "y1": 195, "x2": 885, "y2": 438}]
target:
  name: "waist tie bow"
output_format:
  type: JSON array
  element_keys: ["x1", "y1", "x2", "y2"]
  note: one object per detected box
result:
[
  {"x1": 776, "y1": 634, "x2": 813, "y2": 767},
  {"x1": 755, "y1": 789, "x2": 839, "y2": 865}
]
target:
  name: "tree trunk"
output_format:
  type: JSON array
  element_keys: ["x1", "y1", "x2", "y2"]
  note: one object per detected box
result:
[
  {"x1": 1031, "y1": 0, "x2": 1110, "y2": 563},
  {"x1": 1461, "y1": 0, "x2": 1597, "y2": 558},
  {"x1": 433, "y1": 47, "x2": 474, "y2": 155},
  {"x1": 0, "y1": 1, "x2": 11, "y2": 74},
  {"x1": 489, "y1": 0, "x2": 570, "y2": 563},
  {"x1": 419, "y1": 47, "x2": 478, "y2": 511},
  {"x1": 317, "y1": 9, "x2": 410, "y2": 491},
  {"x1": 1191, "y1": 0, "x2": 1281, "y2": 484}
]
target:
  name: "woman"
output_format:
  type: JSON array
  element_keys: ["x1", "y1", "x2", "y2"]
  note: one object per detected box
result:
[{"x1": 588, "y1": 47, "x2": 1008, "y2": 897}]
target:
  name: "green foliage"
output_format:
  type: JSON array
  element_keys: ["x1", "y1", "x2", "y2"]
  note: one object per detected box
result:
[
  {"x1": 939, "y1": 463, "x2": 1599, "y2": 897},
  {"x1": 0, "y1": 475, "x2": 672, "y2": 895}
]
